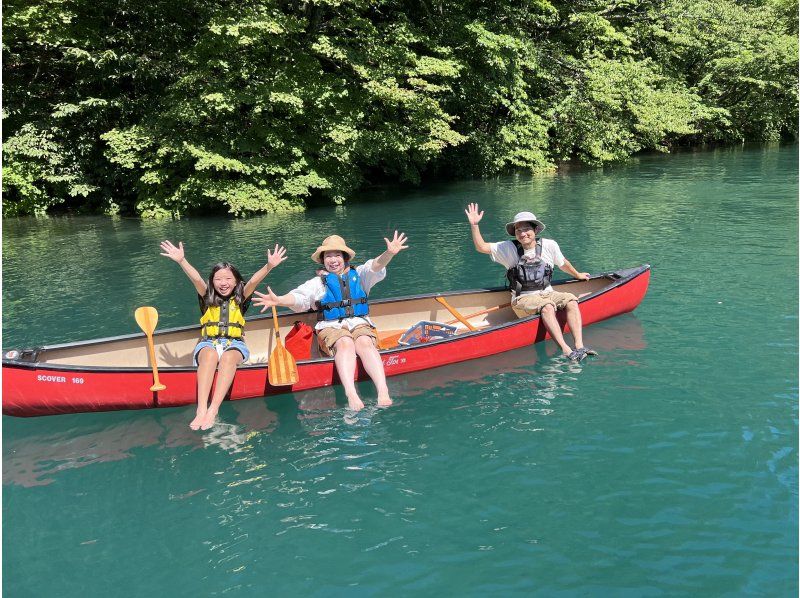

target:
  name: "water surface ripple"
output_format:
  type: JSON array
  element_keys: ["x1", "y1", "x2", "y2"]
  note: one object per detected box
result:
[{"x1": 3, "y1": 144, "x2": 797, "y2": 596}]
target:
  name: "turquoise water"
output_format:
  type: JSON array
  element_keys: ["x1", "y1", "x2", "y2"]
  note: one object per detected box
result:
[{"x1": 3, "y1": 144, "x2": 797, "y2": 596}]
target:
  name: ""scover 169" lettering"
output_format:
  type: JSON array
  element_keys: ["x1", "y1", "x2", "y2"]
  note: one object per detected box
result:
[{"x1": 37, "y1": 374, "x2": 84, "y2": 384}]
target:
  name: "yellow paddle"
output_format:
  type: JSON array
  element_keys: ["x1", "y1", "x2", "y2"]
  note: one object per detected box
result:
[
  {"x1": 134, "y1": 306, "x2": 167, "y2": 392},
  {"x1": 268, "y1": 306, "x2": 299, "y2": 386},
  {"x1": 435, "y1": 296, "x2": 478, "y2": 331}
]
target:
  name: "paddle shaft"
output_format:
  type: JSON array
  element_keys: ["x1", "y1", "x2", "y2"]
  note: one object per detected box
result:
[
  {"x1": 271, "y1": 305, "x2": 282, "y2": 341},
  {"x1": 435, "y1": 296, "x2": 477, "y2": 331},
  {"x1": 442, "y1": 302, "x2": 511, "y2": 326},
  {"x1": 145, "y1": 332, "x2": 165, "y2": 388}
]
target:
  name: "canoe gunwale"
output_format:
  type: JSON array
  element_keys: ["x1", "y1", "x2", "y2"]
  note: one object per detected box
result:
[{"x1": 2, "y1": 264, "x2": 650, "y2": 374}]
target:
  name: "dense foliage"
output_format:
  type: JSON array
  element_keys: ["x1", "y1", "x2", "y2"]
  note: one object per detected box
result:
[{"x1": 3, "y1": 0, "x2": 797, "y2": 217}]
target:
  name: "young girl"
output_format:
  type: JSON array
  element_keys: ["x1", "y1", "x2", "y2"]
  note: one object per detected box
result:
[
  {"x1": 160, "y1": 240, "x2": 287, "y2": 430},
  {"x1": 252, "y1": 232, "x2": 408, "y2": 412}
]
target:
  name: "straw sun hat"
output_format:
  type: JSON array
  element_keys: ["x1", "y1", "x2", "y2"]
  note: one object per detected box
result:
[
  {"x1": 311, "y1": 235, "x2": 356, "y2": 263},
  {"x1": 505, "y1": 211, "x2": 546, "y2": 236}
]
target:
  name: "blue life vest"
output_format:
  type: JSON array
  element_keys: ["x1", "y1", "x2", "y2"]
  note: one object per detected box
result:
[
  {"x1": 318, "y1": 268, "x2": 369, "y2": 320},
  {"x1": 507, "y1": 239, "x2": 553, "y2": 294}
]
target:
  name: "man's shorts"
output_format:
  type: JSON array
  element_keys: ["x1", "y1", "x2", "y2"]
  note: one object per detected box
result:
[
  {"x1": 512, "y1": 290, "x2": 578, "y2": 317},
  {"x1": 316, "y1": 324, "x2": 379, "y2": 357},
  {"x1": 193, "y1": 338, "x2": 249, "y2": 366}
]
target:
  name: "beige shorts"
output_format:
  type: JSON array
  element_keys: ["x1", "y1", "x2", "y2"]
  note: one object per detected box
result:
[
  {"x1": 512, "y1": 290, "x2": 578, "y2": 317},
  {"x1": 316, "y1": 324, "x2": 379, "y2": 357}
]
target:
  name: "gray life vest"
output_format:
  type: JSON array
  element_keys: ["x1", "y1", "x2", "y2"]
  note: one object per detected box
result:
[{"x1": 506, "y1": 239, "x2": 553, "y2": 294}]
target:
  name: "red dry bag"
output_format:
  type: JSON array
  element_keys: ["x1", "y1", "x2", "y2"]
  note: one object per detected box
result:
[{"x1": 284, "y1": 321, "x2": 314, "y2": 360}]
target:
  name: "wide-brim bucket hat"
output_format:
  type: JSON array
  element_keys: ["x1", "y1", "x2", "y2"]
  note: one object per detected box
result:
[
  {"x1": 311, "y1": 234, "x2": 356, "y2": 263},
  {"x1": 505, "y1": 211, "x2": 546, "y2": 236}
]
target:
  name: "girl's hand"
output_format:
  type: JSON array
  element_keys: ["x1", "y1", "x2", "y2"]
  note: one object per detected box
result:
[
  {"x1": 465, "y1": 203, "x2": 484, "y2": 225},
  {"x1": 160, "y1": 240, "x2": 185, "y2": 262},
  {"x1": 252, "y1": 287, "x2": 279, "y2": 312},
  {"x1": 384, "y1": 231, "x2": 409, "y2": 256},
  {"x1": 267, "y1": 244, "x2": 287, "y2": 270},
  {"x1": 576, "y1": 272, "x2": 591, "y2": 281}
]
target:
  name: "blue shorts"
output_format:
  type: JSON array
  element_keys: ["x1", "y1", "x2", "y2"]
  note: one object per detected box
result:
[{"x1": 193, "y1": 338, "x2": 250, "y2": 366}]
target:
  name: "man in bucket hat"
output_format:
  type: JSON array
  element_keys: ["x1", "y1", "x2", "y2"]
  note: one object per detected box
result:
[
  {"x1": 252, "y1": 231, "x2": 409, "y2": 411},
  {"x1": 465, "y1": 203, "x2": 596, "y2": 362}
]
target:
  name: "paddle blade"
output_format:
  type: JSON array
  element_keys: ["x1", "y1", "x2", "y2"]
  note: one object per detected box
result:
[
  {"x1": 268, "y1": 342, "x2": 299, "y2": 386},
  {"x1": 378, "y1": 331, "x2": 404, "y2": 350},
  {"x1": 134, "y1": 306, "x2": 159, "y2": 335}
]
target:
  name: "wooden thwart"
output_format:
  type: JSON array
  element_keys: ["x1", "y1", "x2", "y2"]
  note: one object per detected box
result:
[{"x1": 268, "y1": 306, "x2": 299, "y2": 386}]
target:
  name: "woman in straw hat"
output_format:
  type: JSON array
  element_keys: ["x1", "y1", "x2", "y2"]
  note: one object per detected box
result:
[{"x1": 252, "y1": 231, "x2": 409, "y2": 411}]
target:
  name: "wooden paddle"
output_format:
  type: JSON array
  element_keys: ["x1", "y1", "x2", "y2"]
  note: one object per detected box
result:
[
  {"x1": 442, "y1": 302, "x2": 512, "y2": 327},
  {"x1": 268, "y1": 306, "x2": 299, "y2": 386},
  {"x1": 435, "y1": 296, "x2": 478, "y2": 331},
  {"x1": 134, "y1": 306, "x2": 166, "y2": 392}
]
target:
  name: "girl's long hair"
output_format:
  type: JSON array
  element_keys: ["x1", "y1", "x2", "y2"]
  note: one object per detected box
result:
[{"x1": 204, "y1": 262, "x2": 246, "y2": 306}]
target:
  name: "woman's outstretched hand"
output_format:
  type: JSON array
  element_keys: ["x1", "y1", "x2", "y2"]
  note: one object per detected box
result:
[
  {"x1": 384, "y1": 231, "x2": 409, "y2": 255},
  {"x1": 465, "y1": 203, "x2": 484, "y2": 225},
  {"x1": 252, "y1": 287, "x2": 280, "y2": 312},
  {"x1": 160, "y1": 240, "x2": 185, "y2": 262},
  {"x1": 267, "y1": 244, "x2": 288, "y2": 270}
]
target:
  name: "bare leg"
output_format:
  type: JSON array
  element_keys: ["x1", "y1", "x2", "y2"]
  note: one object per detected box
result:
[
  {"x1": 539, "y1": 304, "x2": 573, "y2": 356},
  {"x1": 565, "y1": 300, "x2": 584, "y2": 350},
  {"x1": 354, "y1": 336, "x2": 391, "y2": 407},
  {"x1": 200, "y1": 349, "x2": 243, "y2": 430},
  {"x1": 192, "y1": 348, "x2": 219, "y2": 430},
  {"x1": 332, "y1": 337, "x2": 364, "y2": 411}
]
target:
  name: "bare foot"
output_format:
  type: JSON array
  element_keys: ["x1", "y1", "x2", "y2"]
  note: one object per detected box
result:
[
  {"x1": 377, "y1": 394, "x2": 393, "y2": 407},
  {"x1": 346, "y1": 393, "x2": 365, "y2": 412},
  {"x1": 189, "y1": 412, "x2": 205, "y2": 430},
  {"x1": 200, "y1": 408, "x2": 219, "y2": 430}
]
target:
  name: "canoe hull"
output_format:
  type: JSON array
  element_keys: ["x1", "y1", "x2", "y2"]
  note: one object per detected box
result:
[{"x1": 3, "y1": 266, "x2": 650, "y2": 416}]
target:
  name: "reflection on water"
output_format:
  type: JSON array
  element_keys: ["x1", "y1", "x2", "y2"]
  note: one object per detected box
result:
[
  {"x1": 3, "y1": 400, "x2": 278, "y2": 487},
  {"x1": 393, "y1": 313, "x2": 645, "y2": 398},
  {"x1": 3, "y1": 315, "x2": 644, "y2": 488}
]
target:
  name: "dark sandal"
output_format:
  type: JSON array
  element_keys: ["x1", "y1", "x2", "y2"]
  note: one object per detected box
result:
[
  {"x1": 568, "y1": 349, "x2": 585, "y2": 362},
  {"x1": 568, "y1": 348, "x2": 598, "y2": 362}
]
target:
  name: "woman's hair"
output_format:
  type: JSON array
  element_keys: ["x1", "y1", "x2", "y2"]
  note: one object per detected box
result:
[{"x1": 204, "y1": 262, "x2": 245, "y2": 306}]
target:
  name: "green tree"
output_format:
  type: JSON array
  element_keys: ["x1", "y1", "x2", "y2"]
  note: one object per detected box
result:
[{"x1": 3, "y1": 0, "x2": 797, "y2": 217}]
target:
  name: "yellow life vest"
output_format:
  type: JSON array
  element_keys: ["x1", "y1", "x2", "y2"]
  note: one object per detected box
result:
[{"x1": 200, "y1": 298, "x2": 246, "y2": 339}]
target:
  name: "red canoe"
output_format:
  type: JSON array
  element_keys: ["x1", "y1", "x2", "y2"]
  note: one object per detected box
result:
[{"x1": 2, "y1": 264, "x2": 650, "y2": 417}]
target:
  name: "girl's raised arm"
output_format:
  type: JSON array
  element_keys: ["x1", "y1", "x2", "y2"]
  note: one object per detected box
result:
[
  {"x1": 160, "y1": 240, "x2": 207, "y2": 296},
  {"x1": 244, "y1": 244, "x2": 287, "y2": 298}
]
